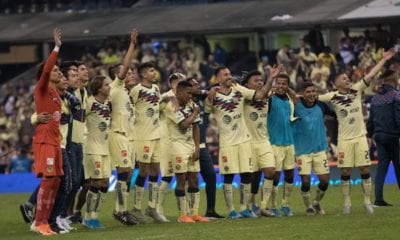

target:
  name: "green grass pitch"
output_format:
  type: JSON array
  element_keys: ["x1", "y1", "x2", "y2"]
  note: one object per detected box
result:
[{"x1": 1, "y1": 185, "x2": 399, "y2": 240}]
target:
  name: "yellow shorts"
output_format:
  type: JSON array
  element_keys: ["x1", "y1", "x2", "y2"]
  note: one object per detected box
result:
[
  {"x1": 296, "y1": 151, "x2": 329, "y2": 175},
  {"x1": 251, "y1": 140, "x2": 275, "y2": 171},
  {"x1": 272, "y1": 145, "x2": 295, "y2": 170},
  {"x1": 170, "y1": 141, "x2": 199, "y2": 174},
  {"x1": 160, "y1": 139, "x2": 174, "y2": 177},
  {"x1": 337, "y1": 136, "x2": 371, "y2": 168},
  {"x1": 109, "y1": 132, "x2": 133, "y2": 168},
  {"x1": 134, "y1": 139, "x2": 161, "y2": 163},
  {"x1": 84, "y1": 154, "x2": 111, "y2": 179},
  {"x1": 219, "y1": 141, "x2": 253, "y2": 174}
]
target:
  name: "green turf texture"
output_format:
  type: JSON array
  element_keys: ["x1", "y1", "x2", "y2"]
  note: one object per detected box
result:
[{"x1": 1, "y1": 185, "x2": 399, "y2": 240}]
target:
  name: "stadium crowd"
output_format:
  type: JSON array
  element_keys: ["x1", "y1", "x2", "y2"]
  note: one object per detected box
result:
[{"x1": 0, "y1": 23, "x2": 399, "y2": 236}]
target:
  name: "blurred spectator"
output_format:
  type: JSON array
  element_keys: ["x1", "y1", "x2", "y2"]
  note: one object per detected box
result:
[
  {"x1": 9, "y1": 148, "x2": 33, "y2": 173},
  {"x1": 310, "y1": 59, "x2": 330, "y2": 83},
  {"x1": 306, "y1": 25, "x2": 325, "y2": 54},
  {"x1": 318, "y1": 47, "x2": 336, "y2": 69},
  {"x1": 0, "y1": 140, "x2": 12, "y2": 173},
  {"x1": 213, "y1": 43, "x2": 226, "y2": 65},
  {"x1": 358, "y1": 42, "x2": 375, "y2": 71},
  {"x1": 257, "y1": 55, "x2": 272, "y2": 79},
  {"x1": 101, "y1": 47, "x2": 121, "y2": 65},
  {"x1": 373, "y1": 24, "x2": 393, "y2": 50},
  {"x1": 276, "y1": 44, "x2": 292, "y2": 69}
]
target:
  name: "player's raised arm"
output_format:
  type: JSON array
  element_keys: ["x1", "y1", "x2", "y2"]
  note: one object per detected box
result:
[
  {"x1": 118, "y1": 29, "x2": 138, "y2": 80},
  {"x1": 254, "y1": 64, "x2": 283, "y2": 100},
  {"x1": 364, "y1": 48, "x2": 396, "y2": 84},
  {"x1": 36, "y1": 28, "x2": 62, "y2": 92}
]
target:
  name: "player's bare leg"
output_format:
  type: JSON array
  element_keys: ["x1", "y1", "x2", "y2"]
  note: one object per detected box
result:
[
  {"x1": 188, "y1": 172, "x2": 209, "y2": 222},
  {"x1": 259, "y1": 167, "x2": 276, "y2": 217},
  {"x1": 281, "y1": 169, "x2": 294, "y2": 216},
  {"x1": 341, "y1": 167, "x2": 352, "y2": 214},
  {"x1": 313, "y1": 174, "x2": 329, "y2": 215},
  {"x1": 359, "y1": 166, "x2": 373, "y2": 214},
  {"x1": 300, "y1": 175, "x2": 315, "y2": 215}
]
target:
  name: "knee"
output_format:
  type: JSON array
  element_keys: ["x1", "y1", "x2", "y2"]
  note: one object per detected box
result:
[
  {"x1": 318, "y1": 182, "x2": 328, "y2": 191},
  {"x1": 301, "y1": 182, "x2": 310, "y2": 192}
]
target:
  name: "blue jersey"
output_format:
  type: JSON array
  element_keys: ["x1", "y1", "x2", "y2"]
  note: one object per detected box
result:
[
  {"x1": 267, "y1": 95, "x2": 294, "y2": 145},
  {"x1": 293, "y1": 99, "x2": 335, "y2": 155}
]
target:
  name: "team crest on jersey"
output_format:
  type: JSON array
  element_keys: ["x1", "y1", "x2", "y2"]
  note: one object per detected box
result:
[
  {"x1": 123, "y1": 159, "x2": 128, "y2": 164},
  {"x1": 349, "y1": 117, "x2": 355, "y2": 124},
  {"x1": 249, "y1": 112, "x2": 258, "y2": 121},
  {"x1": 214, "y1": 91, "x2": 243, "y2": 112},
  {"x1": 176, "y1": 165, "x2": 181, "y2": 170},
  {"x1": 224, "y1": 166, "x2": 229, "y2": 172},
  {"x1": 98, "y1": 122, "x2": 108, "y2": 132},
  {"x1": 46, "y1": 166, "x2": 53, "y2": 173},
  {"x1": 138, "y1": 89, "x2": 160, "y2": 106},
  {"x1": 94, "y1": 170, "x2": 100, "y2": 176},
  {"x1": 146, "y1": 108, "x2": 155, "y2": 117},
  {"x1": 331, "y1": 89, "x2": 358, "y2": 106},
  {"x1": 143, "y1": 154, "x2": 149, "y2": 160}
]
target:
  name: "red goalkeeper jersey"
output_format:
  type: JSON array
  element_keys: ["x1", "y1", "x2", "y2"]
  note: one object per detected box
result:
[{"x1": 33, "y1": 50, "x2": 61, "y2": 146}]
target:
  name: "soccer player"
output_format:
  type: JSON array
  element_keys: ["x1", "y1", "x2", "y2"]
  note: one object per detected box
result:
[
  {"x1": 30, "y1": 28, "x2": 63, "y2": 236},
  {"x1": 318, "y1": 48, "x2": 396, "y2": 214},
  {"x1": 157, "y1": 72, "x2": 185, "y2": 222},
  {"x1": 69, "y1": 61, "x2": 90, "y2": 223},
  {"x1": 241, "y1": 69, "x2": 279, "y2": 217},
  {"x1": 82, "y1": 76, "x2": 112, "y2": 229},
  {"x1": 293, "y1": 82, "x2": 335, "y2": 215},
  {"x1": 367, "y1": 69, "x2": 400, "y2": 207},
  {"x1": 187, "y1": 78, "x2": 224, "y2": 219},
  {"x1": 164, "y1": 80, "x2": 209, "y2": 223},
  {"x1": 29, "y1": 72, "x2": 78, "y2": 233},
  {"x1": 58, "y1": 61, "x2": 85, "y2": 225},
  {"x1": 130, "y1": 62, "x2": 165, "y2": 223},
  {"x1": 108, "y1": 29, "x2": 138, "y2": 225},
  {"x1": 267, "y1": 73, "x2": 297, "y2": 217},
  {"x1": 205, "y1": 66, "x2": 271, "y2": 218}
]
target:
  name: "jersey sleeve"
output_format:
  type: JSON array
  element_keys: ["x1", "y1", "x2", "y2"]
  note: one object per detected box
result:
[
  {"x1": 204, "y1": 98, "x2": 213, "y2": 113},
  {"x1": 35, "y1": 50, "x2": 58, "y2": 93},
  {"x1": 110, "y1": 76, "x2": 124, "y2": 89},
  {"x1": 354, "y1": 79, "x2": 369, "y2": 92},
  {"x1": 234, "y1": 84, "x2": 256, "y2": 100},
  {"x1": 318, "y1": 92, "x2": 334, "y2": 103},
  {"x1": 31, "y1": 113, "x2": 38, "y2": 125}
]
